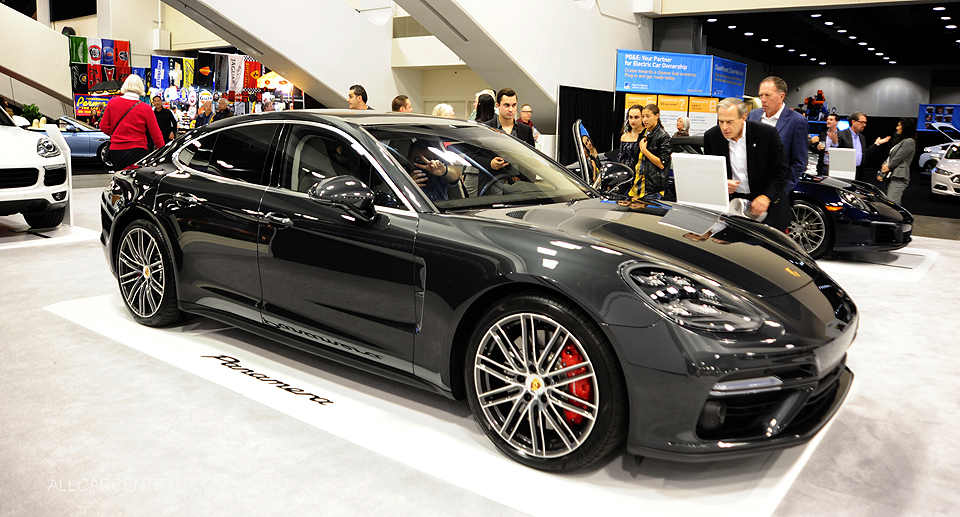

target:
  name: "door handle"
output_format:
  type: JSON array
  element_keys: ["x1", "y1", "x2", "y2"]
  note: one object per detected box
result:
[
  {"x1": 172, "y1": 192, "x2": 201, "y2": 207},
  {"x1": 265, "y1": 212, "x2": 293, "y2": 227}
]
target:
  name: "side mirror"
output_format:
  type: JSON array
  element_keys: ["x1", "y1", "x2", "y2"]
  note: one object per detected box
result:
[
  {"x1": 12, "y1": 115, "x2": 30, "y2": 128},
  {"x1": 307, "y1": 176, "x2": 379, "y2": 223},
  {"x1": 599, "y1": 162, "x2": 634, "y2": 193}
]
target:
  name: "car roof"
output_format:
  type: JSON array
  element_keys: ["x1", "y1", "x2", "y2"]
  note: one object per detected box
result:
[{"x1": 209, "y1": 109, "x2": 479, "y2": 129}]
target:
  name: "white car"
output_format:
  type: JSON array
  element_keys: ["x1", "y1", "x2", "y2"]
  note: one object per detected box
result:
[
  {"x1": 0, "y1": 109, "x2": 69, "y2": 228},
  {"x1": 931, "y1": 143, "x2": 960, "y2": 196},
  {"x1": 919, "y1": 122, "x2": 960, "y2": 176}
]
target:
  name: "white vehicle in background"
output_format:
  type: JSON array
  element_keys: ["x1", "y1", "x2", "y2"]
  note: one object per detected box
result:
[
  {"x1": 919, "y1": 122, "x2": 960, "y2": 178},
  {"x1": 931, "y1": 143, "x2": 960, "y2": 197},
  {"x1": 0, "y1": 109, "x2": 69, "y2": 228}
]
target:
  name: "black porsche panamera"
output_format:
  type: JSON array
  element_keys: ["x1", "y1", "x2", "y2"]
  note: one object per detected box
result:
[{"x1": 101, "y1": 110, "x2": 855, "y2": 472}]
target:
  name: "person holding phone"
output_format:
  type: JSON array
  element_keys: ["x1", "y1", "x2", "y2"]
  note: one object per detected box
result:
[{"x1": 407, "y1": 141, "x2": 462, "y2": 201}]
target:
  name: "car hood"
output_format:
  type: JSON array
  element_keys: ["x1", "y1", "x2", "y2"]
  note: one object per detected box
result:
[
  {"x1": 0, "y1": 126, "x2": 62, "y2": 163},
  {"x1": 467, "y1": 198, "x2": 817, "y2": 298}
]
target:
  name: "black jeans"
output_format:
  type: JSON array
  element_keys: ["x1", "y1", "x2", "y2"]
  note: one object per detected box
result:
[{"x1": 110, "y1": 148, "x2": 149, "y2": 170}]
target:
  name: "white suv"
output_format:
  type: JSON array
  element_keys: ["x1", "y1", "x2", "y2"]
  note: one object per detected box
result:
[{"x1": 0, "y1": 109, "x2": 69, "y2": 228}]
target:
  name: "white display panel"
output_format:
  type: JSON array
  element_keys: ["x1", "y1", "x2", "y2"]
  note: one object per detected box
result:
[
  {"x1": 828, "y1": 148, "x2": 857, "y2": 180},
  {"x1": 671, "y1": 153, "x2": 730, "y2": 213}
]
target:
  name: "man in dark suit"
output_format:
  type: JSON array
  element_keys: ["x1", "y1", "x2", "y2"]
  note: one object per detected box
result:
[
  {"x1": 810, "y1": 113, "x2": 840, "y2": 174},
  {"x1": 837, "y1": 111, "x2": 887, "y2": 181},
  {"x1": 704, "y1": 98, "x2": 792, "y2": 231},
  {"x1": 747, "y1": 76, "x2": 808, "y2": 194},
  {"x1": 483, "y1": 88, "x2": 536, "y2": 147}
]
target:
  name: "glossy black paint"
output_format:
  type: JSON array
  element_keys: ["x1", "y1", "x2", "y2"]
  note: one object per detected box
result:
[{"x1": 101, "y1": 110, "x2": 857, "y2": 462}]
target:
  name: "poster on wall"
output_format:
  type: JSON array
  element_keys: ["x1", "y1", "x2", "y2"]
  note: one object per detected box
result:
[
  {"x1": 657, "y1": 95, "x2": 689, "y2": 134},
  {"x1": 688, "y1": 97, "x2": 719, "y2": 136},
  {"x1": 616, "y1": 50, "x2": 712, "y2": 96},
  {"x1": 74, "y1": 94, "x2": 111, "y2": 118},
  {"x1": 918, "y1": 104, "x2": 958, "y2": 130},
  {"x1": 710, "y1": 57, "x2": 747, "y2": 99}
]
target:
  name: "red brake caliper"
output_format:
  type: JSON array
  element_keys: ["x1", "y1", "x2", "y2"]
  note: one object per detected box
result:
[{"x1": 560, "y1": 345, "x2": 591, "y2": 425}]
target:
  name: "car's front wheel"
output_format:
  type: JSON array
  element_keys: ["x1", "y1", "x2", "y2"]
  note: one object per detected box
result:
[
  {"x1": 789, "y1": 199, "x2": 833, "y2": 259},
  {"x1": 22, "y1": 208, "x2": 64, "y2": 229},
  {"x1": 116, "y1": 219, "x2": 180, "y2": 326},
  {"x1": 465, "y1": 294, "x2": 627, "y2": 472},
  {"x1": 99, "y1": 143, "x2": 112, "y2": 167}
]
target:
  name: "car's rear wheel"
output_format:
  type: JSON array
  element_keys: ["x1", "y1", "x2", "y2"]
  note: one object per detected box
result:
[
  {"x1": 465, "y1": 294, "x2": 627, "y2": 472},
  {"x1": 789, "y1": 199, "x2": 833, "y2": 259},
  {"x1": 22, "y1": 208, "x2": 65, "y2": 229},
  {"x1": 116, "y1": 220, "x2": 180, "y2": 326},
  {"x1": 99, "y1": 143, "x2": 112, "y2": 167}
]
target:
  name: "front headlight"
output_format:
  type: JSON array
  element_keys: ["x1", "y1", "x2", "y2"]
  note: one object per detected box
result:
[
  {"x1": 924, "y1": 146, "x2": 934, "y2": 153},
  {"x1": 839, "y1": 190, "x2": 870, "y2": 211},
  {"x1": 37, "y1": 137, "x2": 61, "y2": 158},
  {"x1": 622, "y1": 263, "x2": 764, "y2": 332}
]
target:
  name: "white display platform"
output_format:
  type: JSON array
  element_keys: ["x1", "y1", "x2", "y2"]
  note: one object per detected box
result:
[
  {"x1": 827, "y1": 148, "x2": 857, "y2": 180},
  {"x1": 818, "y1": 247, "x2": 939, "y2": 283},
  {"x1": 671, "y1": 153, "x2": 730, "y2": 213},
  {"x1": 0, "y1": 215, "x2": 99, "y2": 250},
  {"x1": 45, "y1": 293, "x2": 838, "y2": 517}
]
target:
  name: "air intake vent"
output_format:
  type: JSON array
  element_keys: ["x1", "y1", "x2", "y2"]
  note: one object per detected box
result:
[
  {"x1": 505, "y1": 210, "x2": 528, "y2": 220},
  {"x1": 44, "y1": 166, "x2": 67, "y2": 186},
  {"x1": 1, "y1": 168, "x2": 39, "y2": 189}
]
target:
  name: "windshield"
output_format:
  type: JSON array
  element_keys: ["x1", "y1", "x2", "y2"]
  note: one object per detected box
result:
[
  {"x1": 0, "y1": 109, "x2": 13, "y2": 127},
  {"x1": 945, "y1": 144, "x2": 960, "y2": 160},
  {"x1": 365, "y1": 124, "x2": 593, "y2": 210},
  {"x1": 61, "y1": 116, "x2": 96, "y2": 131},
  {"x1": 935, "y1": 124, "x2": 960, "y2": 141}
]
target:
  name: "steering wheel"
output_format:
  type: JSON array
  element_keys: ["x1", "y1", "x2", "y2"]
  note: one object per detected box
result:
[{"x1": 478, "y1": 172, "x2": 516, "y2": 197}]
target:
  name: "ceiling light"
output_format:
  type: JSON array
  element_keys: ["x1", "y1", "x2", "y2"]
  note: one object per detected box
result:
[
  {"x1": 707, "y1": 18, "x2": 717, "y2": 22},
  {"x1": 956, "y1": 39, "x2": 960, "y2": 43},
  {"x1": 889, "y1": 61, "x2": 897, "y2": 64},
  {"x1": 876, "y1": 52, "x2": 883, "y2": 56},
  {"x1": 811, "y1": 14, "x2": 821, "y2": 18},
  {"x1": 810, "y1": 57, "x2": 817, "y2": 61},
  {"x1": 934, "y1": 7, "x2": 946, "y2": 11},
  {"x1": 824, "y1": 21, "x2": 834, "y2": 26},
  {"x1": 948, "y1": 25, "x2": 958, "y2": 29},
  {"x1": 800, "y1": 53, "x2": 807, "y2": 56},
  {"x1": 744, "y1": 32, "x2": 753, "y2": 36},
  {"x1": 849, "y1": 36, "x2": 857, "y2": 39},
  {"x1": 728, "y1": 25, "x2": 737, "y2": 29},
  {"x1": 788, "y1": 49, "x2": 795, "y2": 52},
  {"x1": 776, "y1": 44, "x2": 784, "y2": 48},
  {"x1": 819, "y1": 62, "x2": 826, "y2": 65},
  {"x1": 883, "y1": 57, "x2": 890, "y2": 60},
  {"x1": 858, "y1": 42, "x2": 867, "y2": 46},
  {"x1": 761, "y1": 38, "x2": 769, "y2": 42},
  {"x1": 942, "y1": 16, "x2": 952, "y2": 20},
  {"x1": 837, "y1": 29, "x2": 847, "y2": 33},
  {"x1": 868, "y1": 47, "x2": 875, "y2": 50}
]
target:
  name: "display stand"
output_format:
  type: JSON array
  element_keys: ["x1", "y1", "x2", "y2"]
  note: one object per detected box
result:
[
  {"x1": 43, "y1": 124, "x2": 74, "y2": 227},
  {"x1": 671, "y1": 153, "x2": 730, "y2": 213},
  {"x1": 828, "y1": 148, "x2": 857, "y2": 181}
]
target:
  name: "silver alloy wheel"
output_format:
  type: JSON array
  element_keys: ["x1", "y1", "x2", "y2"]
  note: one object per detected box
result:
[
  {"x1": 789, "y1": 203, "x2": 826, "y2": 253},
  {"x1": 473, "y1": 313, "x2": 599, "y2": 459},
  {"x1": 118, "y1": 227, "x2": 165, "y2": 318}
]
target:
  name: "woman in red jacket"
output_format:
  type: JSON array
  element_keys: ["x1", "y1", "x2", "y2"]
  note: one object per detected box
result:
[{"x1": 99, "y1": 75, "x2": 165, "y2": 170}]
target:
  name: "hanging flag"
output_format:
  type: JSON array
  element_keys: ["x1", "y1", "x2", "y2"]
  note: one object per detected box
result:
[
  {"x1": 102, "y1": 66, "x2": 116, "y2": 82},
  {"x1": 114, "y1": 40, "x2": 130, "y2": 67},
  {"x1": 116, "y1": 66, "x2": 132, "y2": 85},
  {"x1": 228, "y1": 55, "x2": 244, "y2": 93},
  {"x1": 87, "y1": 64, "x2": 103, "y2": 90},
  {"x1": 151, "y1": 55, "x2": 168, "y2": 90},
  {"x1": 214, "y1": 54, "x2": 230, "y2": 91},
  {"x1": 69, "y1": 36, "x2": 88, "y2": 64},
  {"x1": 168, "y1": 58, "x2": 184, "y2": 88},
  {"x1": 71, "y1": 64, "x2": 88, "y2": 94},
  {"x1": 243, "y1": 60, "x2": 262, "y2": 89},
  {"x1": 182, "y1": 58, "x2": 195, "y2": 89},
  {"x1": 101, "y1": 39, "x2": 115, "y2": 66},
  {"x1": 87, "y1": 38, "x2": 102, "y2": 65},
  {"x1": 194, "y1": 53, "x2": 214, "y2": 89}
]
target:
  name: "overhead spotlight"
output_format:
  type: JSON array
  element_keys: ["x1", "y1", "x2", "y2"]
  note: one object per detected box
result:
[
  {"x1": 810, "y1": 57, "x2": 817, "y2": 61},
  {"x1": 837, "y1": 29, "x2": 847, "y2": 33},
  {"x1": 761, "y1": 38, "x2": 769, "y2": 42},
  {"x1": 800, "y1": 53, "x2": 807, "y2": 56},
  {"x1": 744, "y1": 32, "x2": 754, "y2": 36},
  {"x1": 889, "y1": 61, "x2": 897, "y2": 64},
  {"x1": 868, "y1": 47, "x2": 875, "y2": 50},
  {"x1": 876, "y1": 52, "x2": 883, "y2": 56},
  {"x1": 728, "y1": 25, "x2": 737, "y2": 29},
  {"x1": 819, "y1": 62, "x2": 826, "y2": 65},
  {"x1": 858, "y1": 42, "x2": 867, "y2": 46},
  {"x1": 824, "y1": 21, "x2": 834, "y2": 26},
  {"x1": 956, "y1": 39, "x2": 960, "y2": 43},
  {"x1": 707, "y1": 18, "x2": 717, "y2": 22},
  {"x1": 948, "y1": 25, "x2": 958, "y2": 29},
  {"x1": 811, "y1": 14, "x2": 821, "y2": 18},
  {"x1": 849, "y1": 36, "x2": 857, "y2": 40},
  {"x1": 943, "y1": 16, "x2": 952, "y2": 20},
  {"x1": 883, "y1": 57, "x2": 890, "y2": 60},
  {"x1": 934, "y1": 6, "x2": 946, "y2": 11}
]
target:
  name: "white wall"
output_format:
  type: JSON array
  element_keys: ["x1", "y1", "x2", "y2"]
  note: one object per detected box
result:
[
  {"x1": 0, "y1": 3, "x2": 72, "y2": 113},
  {"x1": 97, "y1": 0, "x2": 158, "y2": 68},
  {"x1": 421, "y1": 67, "x2": 491, "y2": 118},
  {"x1": 53, "y1": 15, "x2": 99, "y2": 37},
  {"x1": 163, "y1": 4, "x2": 228, "y2": 51}
]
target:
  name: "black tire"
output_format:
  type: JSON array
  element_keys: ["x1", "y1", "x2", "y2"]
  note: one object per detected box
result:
[
  {"x1": 116, "y1": 219, "x2": 180, "y2": 326},
  {"x1": 99, "y1": 143, "x2": 112, "y2": 167},
  {"x1": 465, "y1": 293, "x2": 627, "y2": 472},
  {"x1": 789, "y1": 199, "x2": 833, "y2": 259},
  {"x1": 23, "y1": 208, "x2": 65, "y2": 229}
]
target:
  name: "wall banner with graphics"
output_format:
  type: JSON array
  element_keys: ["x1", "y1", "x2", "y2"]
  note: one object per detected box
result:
[
  {"x1": 74, "y1": 94, "x2": 112, "y2": 117},
  {"x1": 657, "y1": 95, "x2": 689, "y2": 135},
  {"x1": 616, "y1": 49, "x2": 746, "y2": 99},
  {"x1": 688, "y1": 97, "x2": 719, "y2": 136},
  {"x1": 711, "y1": 57, "x2": 747, "y2": 99}
]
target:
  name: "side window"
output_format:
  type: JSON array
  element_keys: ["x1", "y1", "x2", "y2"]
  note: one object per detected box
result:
[
  {"x1": 178, "y1": 133, "x2": 218, "y2": 172},
  {"x1": 279, "y1": 125, "x2": 398, "y2": 208},
  {"x1": 206, "y1": 124, "x2": 278, "y2": 185}
]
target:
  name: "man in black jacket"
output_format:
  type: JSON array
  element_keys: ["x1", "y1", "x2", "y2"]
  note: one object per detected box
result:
[
  {"x1": 483, "y1": 88, "x2": 536, "y2": 147},
  {"x1": 703, "y1": 98, "x2": 792, "y2": 231},
  {"x1": 152, "y1": 96, "x2": 177, "y2": 143},
  {"x1": 837, "y1": 111, "x2": 887, "y2": 181}
]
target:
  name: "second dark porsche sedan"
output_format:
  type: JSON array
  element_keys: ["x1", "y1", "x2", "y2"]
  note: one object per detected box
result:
[{"x1": 101, "y1": 111, "x2": 855, "y2": 472}]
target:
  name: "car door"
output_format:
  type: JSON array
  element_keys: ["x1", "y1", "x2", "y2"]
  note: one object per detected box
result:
[
  {"x1": 155, "y1": 121, "x2": 280, "y2": 321},
  {"x1": 59, "y1": 119, "x2": 90, "y2": 157},
  {"x1": 257, "y1": 122, "x2": 419, "y2": 371}
]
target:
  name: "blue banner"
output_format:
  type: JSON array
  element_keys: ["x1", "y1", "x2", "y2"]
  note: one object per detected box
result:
[
  {"x1": 616, "y1": 50, "x2": 746, "y2": 98},
  {"x1": 101, "y1": 39, "x2": 115, "y2": 66},
  {"x1": 151, "y1": 55, "x2": 169, "y2": 90},
  {"x1": 711, "y1": 57, "x2": 747, "y2": 98},
  {"x1": 616, "y1": 50, "x2": 713, "y2": 96}
]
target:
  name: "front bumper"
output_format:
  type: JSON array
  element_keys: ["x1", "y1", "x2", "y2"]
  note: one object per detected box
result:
[
  {"x1": 0, "y1": 164, "x2": 69, "y2": 216},
  {"x1": 931, "y1": 168, "x2": 960, "y2": 196}
]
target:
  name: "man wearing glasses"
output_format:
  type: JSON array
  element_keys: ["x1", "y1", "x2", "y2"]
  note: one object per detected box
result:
[
  {"x1": 517, "y1": 103, "x2": 540, "y2": 148},
  {"x1": 838, "y1": 111, "x2": 887, "y2": 181}
]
